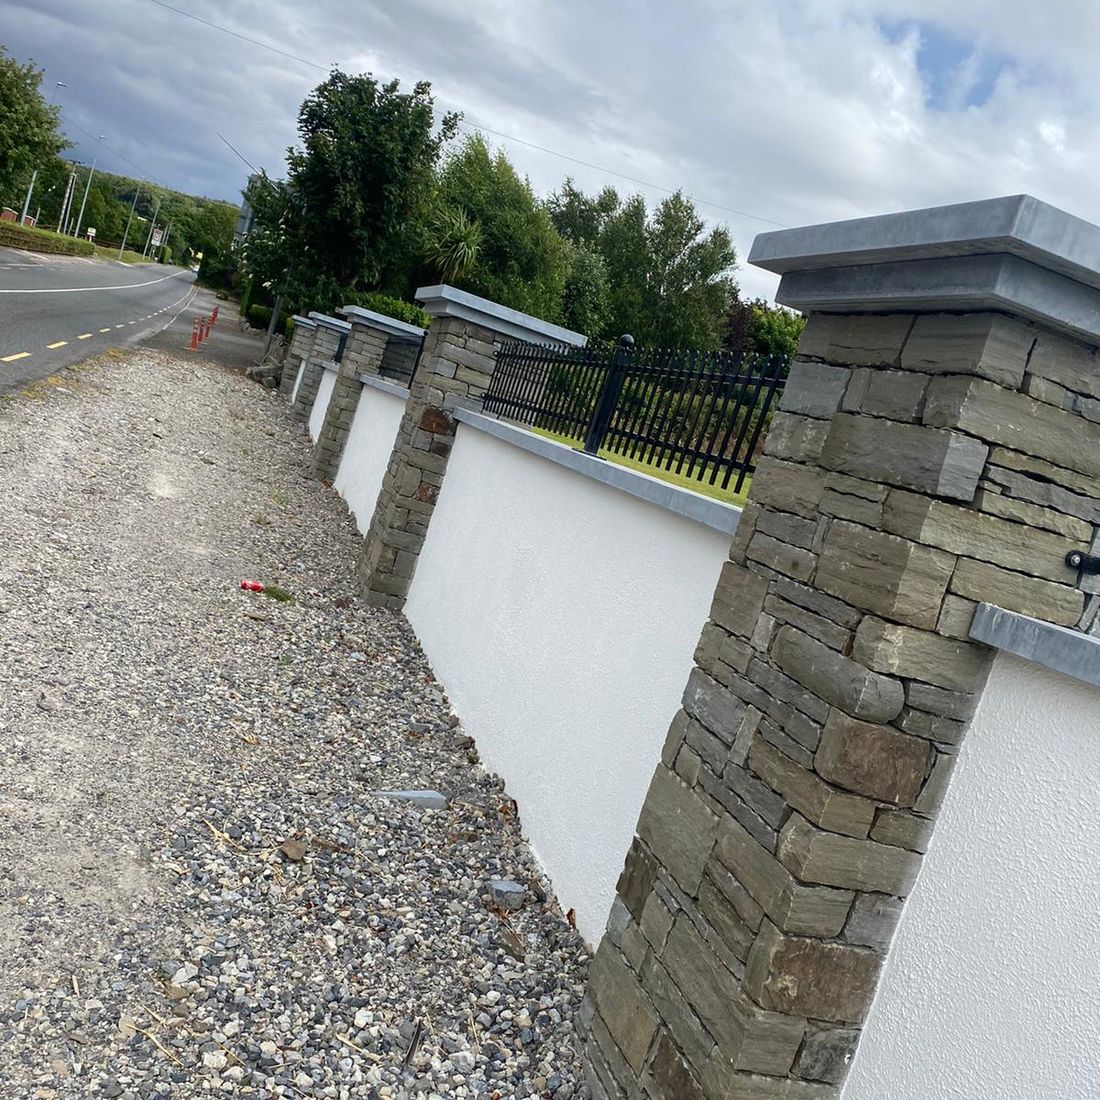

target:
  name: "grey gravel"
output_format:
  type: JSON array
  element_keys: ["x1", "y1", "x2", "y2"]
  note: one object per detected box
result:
[
  {"x1": 0, "y1": 352, "x2": 590, "y2": 1099},
  {"x1": 372, "y1": 791, "x2": 452, "y2": 811},
  {"x1": 488, "y1": 882, "x2": 527, "y2": 911}
]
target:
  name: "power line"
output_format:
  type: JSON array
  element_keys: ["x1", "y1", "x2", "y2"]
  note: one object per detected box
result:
[
  {"x1": 218, "y1": 132, "x2": 259, "y2": 174},
  {"x1": 61, "y1": 113, "x2": 160, "y2": 185},
  {"x1": 138, "y1": 0, "x2": 788, "y2": 228}
]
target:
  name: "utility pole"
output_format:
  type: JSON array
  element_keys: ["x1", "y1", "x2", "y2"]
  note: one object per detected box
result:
[
  {"x1": 73, "y1": 135, "x2": 106, "y2": 239},
  {"x1": 160, "y1": 222, "x2": 173, "y2": 262},
  {"x1": 142, "y1": 196, "x2": 161, "y2": 259},
  {"x1": 57, "y1": 166, "x2": 77, "y2": 234},
  {"x1": 119, "y1": 182, "x2": 142, "y2": 259},
  {"x1": 19, "y1": 170, "x2": 37, "y2": 226}
]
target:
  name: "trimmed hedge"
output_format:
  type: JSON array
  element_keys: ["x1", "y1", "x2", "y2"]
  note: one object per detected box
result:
[
  {"x1": 0, "y1": 221, "x2": 95, "y2": 257},
  {"x1": 346, "y1": 291, "x2": 431, "y2": 330},
  {"x1": 248, "y1": 304, "x2": 274, "y2": 330}
]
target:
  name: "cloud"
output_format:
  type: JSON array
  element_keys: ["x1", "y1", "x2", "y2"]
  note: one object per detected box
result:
[{"x1": 4, "y1": 0, "x2": 1100, "y2": 302}]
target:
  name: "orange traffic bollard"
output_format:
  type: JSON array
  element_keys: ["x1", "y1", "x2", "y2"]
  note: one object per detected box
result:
[{"x1": 189, "y1": 316, "x2": 200, "y2": 351}]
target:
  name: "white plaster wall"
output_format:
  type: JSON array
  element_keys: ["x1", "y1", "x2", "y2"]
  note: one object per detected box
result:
[
  {"x1": 333, "y1": 384, "x2": 406, "y2": 535},
  {"x1": 308, "y1": 369, "x2": 337, "y2": 442},
  {"x1": 404, "y1": 425, "x2": 734, "y2": 943},
  {"x1": 289, "y1": 361, "x2": 305, "y2": 404},
  {"x1": 843, "y1": 652, "x2": 1100, "y2": 1100}
]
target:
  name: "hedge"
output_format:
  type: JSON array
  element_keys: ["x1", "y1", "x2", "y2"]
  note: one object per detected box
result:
[
  {"x1": 0, "y1": 221, "x2": 95, "y2": 257},
  {"x1": 248, "y1": 304, "x2": 274, "y2": 330}
]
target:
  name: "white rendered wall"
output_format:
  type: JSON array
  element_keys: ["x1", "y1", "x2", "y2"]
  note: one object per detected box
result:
[
  {"x1": 308, "y1": 369, "x2": 337, "y2": 442},
  {"x1": 289, "y1": 361, "x2": 305, "y2": 404},
  {"x1": 333, "y1": 384, "x2": 406, "y2": 535},
  {"x1": 843, "y1": 652, "x2": 1100, "y2": 1099},
  {"x1": 404, "y1": 425, "x2": 734, "y2": 943}
]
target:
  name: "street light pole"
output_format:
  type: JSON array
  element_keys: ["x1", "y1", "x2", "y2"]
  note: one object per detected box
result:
[
  {"x1": 142, "y1": 196, "x2": 162, "y2": 259},
  {"x1": 119, "y1": 181, "x2": 142, "y2": 260},
  {"x1": 19, "y1": 170, "x2": 37, "y2": 226},
  {"x1": 73, "y1": 135, "x2": 105, "y2": 239}
]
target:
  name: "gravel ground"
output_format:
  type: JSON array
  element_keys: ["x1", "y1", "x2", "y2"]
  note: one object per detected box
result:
[{"x1": 0, "y1": 352, "x2": 590, "y2": 1099}]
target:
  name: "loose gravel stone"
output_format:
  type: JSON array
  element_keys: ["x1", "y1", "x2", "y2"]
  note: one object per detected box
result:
[{"x1": 0, "y1": 351, "x2": 590, "y2": 1098}]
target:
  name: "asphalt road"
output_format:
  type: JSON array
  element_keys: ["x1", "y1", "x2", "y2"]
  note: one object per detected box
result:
[{"x1": 0, "y1": 246, "x2": 199, "y2": 391}]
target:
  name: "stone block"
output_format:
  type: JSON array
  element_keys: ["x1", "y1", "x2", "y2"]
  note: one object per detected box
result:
[
  {"x1": 755, "y1": 509, "x2": 820, "y2": 551},
  {"x1": 853, "y1": 616, "x2": 993, "y2": 693},
  {"x1": 744, "y1": 921, "x2": 882, "y2": 1024},
  {"x1": 778, "y1": 813, "x2": 922, "y2": 895},
  {"x1": 984, "y1": 463, "x2": 1100, "y2": 525},
  {"x1": 913, "y1": 750, "x2": 956, "y2": 815},
  {"x1": 819, "y1": 482, "x2": 885, "y2": 527},
  {"x1": 900, "y1": 313, "x2": 1033, "y2": 387},
  {"x1": 793, "y1": 1026, "x2": 860, "y2": 1085},
  {"x1": 771, "y1": 626, "x2": 905, "y2": 723},
  {"x1": 843, "y1": 366, "x2": 929, "y2": 421},
  {"x1": 645, "y1": 1033, "x2": 705, "y2": 1100},
  {"x1": 815, "y1": 710, "x2": 932, "y2": 807},
  {"x1": 640, "y1": 890, "x2": 675, "y2": 952},
  {"x1": 724, "y1": 759, "x2": 788, "y2": 829},
  {"x1": 973, "y1": 489, "x2": 1093, "y2": 540},
  {"x1": 797, "y1": 312, "x2": 913, "y2": 366},
  {"x1": 936, "y1": 594, "x2": 977, "y2": 640},
  {"x1": 749, "y1": 458, "x2": 825, "y2": 519},
  {"x1": 713, "y1": 817, "x2": 854, "y2": 938},
  {"x1": 842, "y1": 892, "x2": 904, "y2": 950},
  {"x1": 588, "y1": 945, "x2": 660, "y2": 1072},
  {"x1": 711, "y1": 561, "x2": 771, "y2": 639},
  {"x1": 748, "y1": 734, "x2": 874, "y2": 838},
  {"x1": 904, "y1": 681, "x2": 978, "y2": 721},
  {"x1": 870, "y1": 808, "x2": 934, "y2": 852},
  {"x1": 895, "y1": 706, "x2": 966, "y2": 746},
  {"x1": 949, "y1": 557, "x2": 1084, "y2": 627},
  {"x1": 640, "y1": 957, "x2": 715, "y2": 1071},
  {"x1": 779, "y1": 360, "x2": 851, "y2": 418},
  {"x1": 1026, "y1": 331, "x2": 1100, "y2": 399},
  {"x1": 773, "y1": 577, "x2": 863, "y2": 629},
  {"x1": 636, "y1": 766, "x2": 718, "y2": 893},
  {"x1": 687, "y1": 717, "x2": 732, "y2": 775},
  {"x1": 1024, "y1": 373, "x2": 1072, "y2": 409},
  {"x1": 702, "y1": 1066, "x2": 836, "y2": 1099},
  {"x1": 706, "y1": 860, "x2": 765, "y2": 934},
  {"x1": 815, "y1": 520, "x2": 954, "y2": 629},
  {"x1": 763, "y1": 413, "x2": 831, "y2": 463},
  {"x1": 819, "y1": 414, "x2": 987, "y2": 502},
  {"x1": 698, "y1": 765, "x2": 779, "y2": 853},
  {"x1": 746, "y1": 533, "x2": 817, "y2": 582},
  {"x1": 763, "y1": 596, "x2": 850, "y2": 652},
  {"x1": 698, "y1": 873, "x2": 757, "y2": 963},
  {"x1": 684, "y1": 668, "x2": 750, "y2": 744},
  {"x1": 925, "y1": 374, "x2": 1100, "y2": 480},
  {"x1": 747, "y1": 657, "x2": 830, "y2": 724},
  {"x1": 618, "y1": 838, "x2": 660, "y2": 920}
]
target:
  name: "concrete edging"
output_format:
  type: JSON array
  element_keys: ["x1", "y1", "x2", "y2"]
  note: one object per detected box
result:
[
  {"x1": 970, "y1": 603, "x2": 1100, "y2": 690},
  {"x1": 357, "y1": 374, "x2": 411, "y2": 400},
  {"x1": 454, "y1": 409, "x2": 742, "y2": 535}
]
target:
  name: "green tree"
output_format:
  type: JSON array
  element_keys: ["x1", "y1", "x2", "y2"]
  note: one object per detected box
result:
[
  {"x1": 431, "y1": 134, "x2": 569, "y2": 318},
  {"x1": 725, "y1": 291, "x2": 805, "y2": 363},
  {"x1": 286, "y1": 71, "x2": 457, "y2": 293},
  {"x1": 546, "y1": 178, "x2": 619, "y2": 247},
  {"x1": 0, "y1": 46, "x2": 69, "y2": 207},
  {"x1": 559, "y1": 241, "x2": 610, "y2": 337}
]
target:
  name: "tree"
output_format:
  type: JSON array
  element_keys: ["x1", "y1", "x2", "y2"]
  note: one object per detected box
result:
[
  {"x1": 546, "y1": 178, "x2": 619, "y2": 247},
  {"x1": 725, "y1": 290, "x2": 805, "y2": 363},
  {"x1": 0, "y1": 46, "x2": 69, "y2": 207},
  {"x1": 559, "y1": 242, "x2": 610, "y2": 337},
  {"x1": 286, "y1": 71, "x2": 457, "y2": 295},
  {"x1": 431, "y1": 134, "x2": 569, "y2": 318}
]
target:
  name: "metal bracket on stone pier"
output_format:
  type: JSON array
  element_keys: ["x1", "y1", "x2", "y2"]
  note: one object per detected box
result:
[{"x1": 1066, "y1": 550, "x2": 1100, "y2": 575}]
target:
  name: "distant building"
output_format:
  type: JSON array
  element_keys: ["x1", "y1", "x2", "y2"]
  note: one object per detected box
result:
[{"x1": 232, "y1": 173, "x2": 260, "y2": 247}]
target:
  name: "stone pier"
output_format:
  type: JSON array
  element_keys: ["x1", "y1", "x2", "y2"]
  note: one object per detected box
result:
[
  {"x1": 279, "y1": 314, "x2": 317, "y2": 400},
  {"x1": 582, "y1": 195, "x2": 1100, "y2": 1098},
  {"x1": 289, "y1": 312, "x2": 349, "y2": 425},
  {"x1": 309, "y1": 306, "x2": 425, "y2": 481},
  {"x1": 357, "y1": 285, "x2": 585, "y2": 609}
]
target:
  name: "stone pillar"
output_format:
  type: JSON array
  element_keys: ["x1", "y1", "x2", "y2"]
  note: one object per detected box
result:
[
  {"x1": 310, "y1": 306, "x2": 426, "y2": 481},
  {"x1": 290, "y1": 312, "x2": 349, "y2": 425},
  {"x1": 280, "y1": 315, "x2": 318, "y2": 400},
  {"x1": 357, "y1": 284, "x2": 585, "y2": 609},
  {"x1": 583, "y1": 194, "x2": 1100, "y2": 1099}
]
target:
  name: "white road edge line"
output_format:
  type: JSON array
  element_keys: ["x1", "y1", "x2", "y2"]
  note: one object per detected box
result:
[{"x1": 0, "y1": 269, "x2": 191, "y2": 295}]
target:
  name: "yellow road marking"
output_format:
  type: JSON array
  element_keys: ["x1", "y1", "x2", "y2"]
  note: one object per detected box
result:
[
  {"x1": 47, "y1": 340, "x2": 67, "y2": 349},
  {"x1": 78, "y1": 333, "x2": 92, "y2": 340},
  {"x1": 1, "y1": 351, "x2": 30, "y2": 362},
  {"x1": 99, "y1": 327, "x2": 111, "y2": 333}
]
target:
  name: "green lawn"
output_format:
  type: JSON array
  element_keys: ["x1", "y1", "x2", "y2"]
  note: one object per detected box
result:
[
  {"x1": 531, "y1": 426, "x2": 751, "y2": 508},
  {"x1": 93, "y1": 245, "x2": 147, "y2": 264}
]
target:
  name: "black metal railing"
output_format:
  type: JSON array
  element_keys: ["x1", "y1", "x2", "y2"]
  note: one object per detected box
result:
[
  {"x1": 379, "y1": 334, "x2": 424, "y2": 387},
  {"x1": 481, "y1": 335, "x2": 787, "y2": 494}
]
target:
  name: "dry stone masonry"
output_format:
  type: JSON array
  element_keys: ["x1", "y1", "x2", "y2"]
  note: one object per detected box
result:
[
  {"x1": 357, "y1": 285, "x2": 585, "y2": 609},
  {"x1": 583, "y1": 195, "x2": 1100, "y2": 1099},
  {"x1": 309, "y1": 307, "x2": 424, "y2": 482},
  {"x1": 279, "y1": 315, "x2": 317, "y2": 399},
  {"x1": 289, "y1": 312, "x2": 348, "y2": 425}
]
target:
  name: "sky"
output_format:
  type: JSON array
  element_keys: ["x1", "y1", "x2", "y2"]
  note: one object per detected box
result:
[{"x1": 2, "y1": 0, "x2": 1099, "y2": 302}]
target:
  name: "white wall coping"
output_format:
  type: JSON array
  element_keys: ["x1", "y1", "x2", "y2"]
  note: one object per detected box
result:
[
  {"x1": 357, "y1": 373, "x2": 411, "y2": 400},
  {"x1": 341, "y1": 304, "x2": 425, "y2": 342},
  {"x1": 454, "y1": 409, "x2": 741, "y2": 535},
  {"x1": 970, "y1": 603, "x2": 1100, "y2": 690},
  {"x1": 321, "y1": 360, "x2": 339, "y2": 374},
  {"x1": 291, "y1": 315, "x2": 317, "y2": 328},
  {"x1": 307, "y1": 311, "x2": 352, "y2": 334},
  {"x1": 415, "y1": 284, "x2": 587, "y2": 347}
]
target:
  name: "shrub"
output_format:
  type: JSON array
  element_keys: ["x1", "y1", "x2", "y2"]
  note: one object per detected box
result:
[
  {"x1": 198, "y1": 246, "x2": 237, "y2": 289},
  {"x1": 343, "y1": 290, "x2": 431, "y2": 330},
  {"x1": 0, "y1": 221, "x2": 94, "y2": 256},
  {"x1": 248, "y1": 304, "x2": 273, "y2": 330}
]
